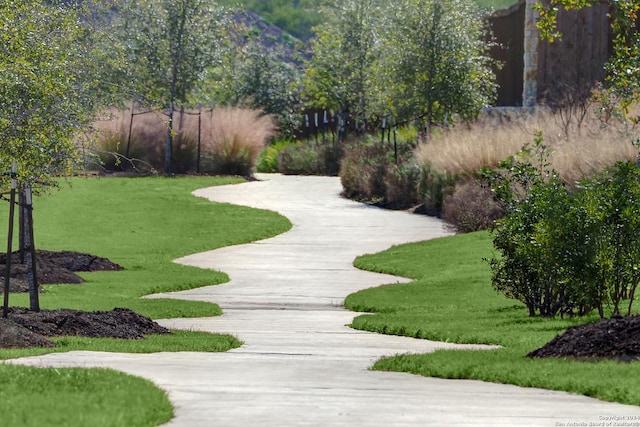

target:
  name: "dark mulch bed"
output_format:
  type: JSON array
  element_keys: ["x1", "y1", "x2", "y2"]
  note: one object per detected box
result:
[
  {"x1": 0, "y1": 250, "x2": 169, "y2": 349},
  {"x1": 0, "y1": 308, "x2": 171, "y2": 348},
  {"x1": 0, "y1": 249, "x2": 123, "y2": 292},
  {"x1": 528, "y1": 314, "x2": 640, "y2": 362}
]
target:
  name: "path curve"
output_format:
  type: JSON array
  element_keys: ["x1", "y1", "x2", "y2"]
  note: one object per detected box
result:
[{"x1": 11, "y1": 174, "x2": 640, "y2": 426}]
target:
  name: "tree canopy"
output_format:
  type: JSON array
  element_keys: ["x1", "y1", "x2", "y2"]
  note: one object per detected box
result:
[
  {"x1": 0, "y1": 0, "x2": 121, "y2": 190},
  {"x1": 116, "y1": 0, "x2": 231, "y2": 172},
  {"x1": 304, "y1": 0, "x2": 497, "y2": 131}
]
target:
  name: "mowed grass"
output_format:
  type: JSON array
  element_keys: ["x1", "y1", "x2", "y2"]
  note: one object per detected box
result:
[
  {"x1": 4, "y1": 176, "x2": 291, "y2": 320},
  {"x1": 0, "y1": 364, "x2": 172, "y2": 427},
  {"x1": 0, "y1": 176, "x2": 292, "y2": 426},
  {"x1": 345, "y1": 231, "x2": 640, "y2": 406}
]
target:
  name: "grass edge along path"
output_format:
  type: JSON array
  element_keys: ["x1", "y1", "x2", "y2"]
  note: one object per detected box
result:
[
  {"x1": 344, "y1": 231, "x2": 640, "y2": 407},
  {"x1": 0, "y1": 176, "x2": 292, "y2": 427}
]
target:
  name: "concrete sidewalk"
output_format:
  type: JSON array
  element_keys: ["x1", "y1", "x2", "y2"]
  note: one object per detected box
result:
[{"x1": 11, "y1": 174, "x2": 640, "y2": 426}]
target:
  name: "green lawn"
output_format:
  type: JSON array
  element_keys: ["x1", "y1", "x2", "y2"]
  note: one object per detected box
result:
[
  {"x1": 345, "y1": 231, "x2": 640, "y2": 406},
  {"x1": 0, "y1": 176, "x2": 292, "y2": 426}
]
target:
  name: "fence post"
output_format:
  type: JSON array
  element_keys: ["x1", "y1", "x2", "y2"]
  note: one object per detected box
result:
[
  {"x1": 126, "y1": 101, "x2": 135, "y2": 158},
  {"x1": 3, "y1": 162, "x2": 17, "y2": 318},
  {"x1": 24, "y1": 183, "x2": 39, "y2": 312},
  {"x1": 197, "y1": 108, "x2": 202, "y2": 174}
]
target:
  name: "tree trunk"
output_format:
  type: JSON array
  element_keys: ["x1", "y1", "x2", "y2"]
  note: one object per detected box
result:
[{"x1": 3, "y1": 162, "x2": 17, "y2": 318}]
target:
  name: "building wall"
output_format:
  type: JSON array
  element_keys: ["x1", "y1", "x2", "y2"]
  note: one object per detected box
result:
[{"x1": 488, "y1": 0, "x2": 611, "y2": 107}]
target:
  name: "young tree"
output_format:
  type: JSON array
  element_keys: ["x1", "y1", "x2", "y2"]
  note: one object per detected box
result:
[
  {"x1": 379, "y1": 0, "x2": 497, "y2": 133},
  {"x1": 198, "y1": 41, "x2": 303, "y2": 137},
  {"x1": 304, "y1": 0, "x2": 384, "y2": 134},
  {"x1": 0, "y1": 0, "x2": 123, "y2": 311},
  {"x1": 117, "y1": 0, "x2": 230, "y2": 173}
]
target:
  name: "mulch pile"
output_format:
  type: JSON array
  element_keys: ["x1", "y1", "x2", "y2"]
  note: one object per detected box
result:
[
  {"x1": 0, "y1": 250, "x2": 170, "y2": 349},
  {"x1": 0, "y1": 249, "x2": 123, "y2": 292},
  {"x1": 0, "y1": 308, "x2": 171, "y2": 348},
  {"x1": 528, "y1": 314, "x2": 640, "y2": 362}
]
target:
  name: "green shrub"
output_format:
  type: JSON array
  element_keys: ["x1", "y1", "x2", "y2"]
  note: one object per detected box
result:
[
  {"x1": 257, "y1": 138, "x2": 295, "y2": 173},
  {"x1": 485, "y1": 135, "x2": 640, "y2": 319},
  {"x1": 441, "y1": 179, "x2": 503, "y2": 232},
  {"x1": 277, "y1": 141, "x2": 340, "y2": 176},
  {"x1": 339, "y1": 141, "x2": 388, "y2": 203},
  {"x1": 416, "y1": 163, "x2": 456, "y2": 215},
  {"x1": 383, "y1": 163, "x2": 421, "y2": 209}
]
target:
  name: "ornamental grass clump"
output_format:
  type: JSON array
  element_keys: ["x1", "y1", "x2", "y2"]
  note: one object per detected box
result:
[
  {"x1": 415, "y1": 107, "x2": 638, "y2": 185},
  {"x1": 415, "y1": 106, "x2": 638, "y2": 226},
  {"x1": 90, "y1": 108, "x2": 164, "y2": 173},
  {"x1": 202, "y1": 107, "x2": 277, "y2": 176}
]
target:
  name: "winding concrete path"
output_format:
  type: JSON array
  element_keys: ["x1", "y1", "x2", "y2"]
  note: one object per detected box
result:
[{"x1": 10, "y1": 174, "x2": 640, "y2": 426}]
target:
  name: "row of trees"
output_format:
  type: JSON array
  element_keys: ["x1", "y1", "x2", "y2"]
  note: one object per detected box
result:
[
  {"x1": 304, "y1": 0, "x2": 497, "y2": 137},
  {"x1": 1, "y1": 0, "x2": 502, "y2": 182}
]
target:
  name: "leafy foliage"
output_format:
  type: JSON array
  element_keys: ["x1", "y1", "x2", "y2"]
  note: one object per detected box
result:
[
  {"x1": 485, "y1": 136, "x2": 640, "y2": 318},
  {"x1": 115, "y1": 0, "x2": 230, "y2": 172},
  {"x1": 379, "y1": 0, "x2": 497, "y2": 128},
  {"x1": 304, "y1": 0, "x2": 383, "y2": 131},
  {"x1": 304, "y1": 0, "x2": 497, "y2": 134},
  {"x1": 0, "y1": 0, "x2": 122, "y2": 189},
  {"x1": 200, "y1": 41, "x2": 304, "y2": 137}
]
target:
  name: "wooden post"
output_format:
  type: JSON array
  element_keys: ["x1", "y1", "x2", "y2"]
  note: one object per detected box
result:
[
  {"x1": 522, "y1": 0, "x2": 540, "y2": 107},
  {"x1": 24, "y1": 184, "x2": 39, "y2": 312},
  {"x1": 3, "y1": 162, "x2": 17, "y2": 318},
  {"x1": 197, "y1": 108, "x2": 202, "y2": 174},
  {"x1": 165, "y1": 101, "x2": 174, "y2": 174},
  {"x1": 126, "y1": 100, "x2": 135, "y2": 158}
]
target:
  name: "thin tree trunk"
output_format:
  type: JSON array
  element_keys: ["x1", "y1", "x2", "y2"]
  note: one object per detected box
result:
[{"x1": 3, "y1": 162, "x2": 17, "y2": 318}]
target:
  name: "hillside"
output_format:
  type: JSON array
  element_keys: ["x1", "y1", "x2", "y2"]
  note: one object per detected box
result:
[{"x1": 221, "y1": 0, "x2": 518, "y2": 41}]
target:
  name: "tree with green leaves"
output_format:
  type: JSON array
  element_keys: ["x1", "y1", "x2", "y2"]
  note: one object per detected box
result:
[
  {"x1": 0, "y1": 0, "x2": 123, "y2": 312},
  {"x1": 116, "y1": 0, "x2": 230, "y2": 173},
  {"x1": 304, "y1": 0, "x2": 384, "y2": 134},
  {"x1": 379, "y1": 0, "x2": 497, "y2": 133},
  {"x1": 198, "y1": 41, "x2": 303, "y2": 137}
]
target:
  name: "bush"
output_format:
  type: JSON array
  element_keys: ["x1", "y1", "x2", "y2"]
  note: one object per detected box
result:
[
  {"x1": 383, "y1": 164, "x2": 421, "y2": 209},
  {"x1": 257, "y1": 138, "x2": 295, "y2": 173},
  {"x1": 90, "y1": 106, "x2": 275, "y2": 176},
  {"x1": 416, "y1": 164, "x2": 456, "y2": 216},
  {"x1": 278, "y1": 141, "x2": 341, "y2": 176},
  {"x1": 91, "y1": 108, "x2": 165, "y2": 173},
  {"x1": 339, "y1": 133, "x2": 420, "y2": 208},
  {"x1": 441, "y1": 179, "x2": 503, "y2": 232},
  {"x1": 485, "y1": 136, "x2": 640, "y2": 319},
  {"x1": 339, "y1": 141, "x2": 388, "y2": 203}
]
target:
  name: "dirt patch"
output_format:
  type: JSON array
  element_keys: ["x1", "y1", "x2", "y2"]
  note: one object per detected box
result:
[
  {"x1": 0, "y1": 251, "x2": 169, "y2": 349},
  {"x1": 0, "y1": 250, "x2": 123, "y2": 292},
  {"x1": 528, "y1": 315, "x2": 640, "y2": 362}
]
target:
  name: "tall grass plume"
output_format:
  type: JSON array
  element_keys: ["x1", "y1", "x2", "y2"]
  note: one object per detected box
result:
[{"x1": 416, "y1": 107, "x2": 638, "y2": 185}]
